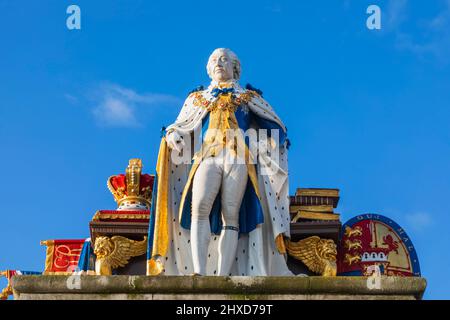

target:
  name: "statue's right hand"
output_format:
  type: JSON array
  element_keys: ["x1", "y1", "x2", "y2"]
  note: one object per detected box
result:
[{"x1": 166, "y1": 129, "x2": 184, "y2": 152}]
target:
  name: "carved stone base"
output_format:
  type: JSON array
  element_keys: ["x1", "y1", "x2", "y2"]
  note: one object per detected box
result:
[{"x1": 11, "y1": 275, "x2": 427, "y2": 300}]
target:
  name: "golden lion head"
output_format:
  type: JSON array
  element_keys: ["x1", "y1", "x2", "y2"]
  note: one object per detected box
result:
[
  {"x1": 94, "y1": 236, "x2": 114, "y2": 259},
  {"x1": 317, "y1": 239, "x2": 337, "y2": 261}
]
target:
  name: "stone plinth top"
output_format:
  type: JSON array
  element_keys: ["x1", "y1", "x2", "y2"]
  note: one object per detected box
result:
[{"x1": 11, "y1": 275, "x2": 426, "y2": 300}]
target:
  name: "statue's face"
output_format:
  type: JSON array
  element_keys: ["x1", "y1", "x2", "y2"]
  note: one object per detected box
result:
[{"x1": 209, "y1": 51, "x2": 234, "y2": 82}]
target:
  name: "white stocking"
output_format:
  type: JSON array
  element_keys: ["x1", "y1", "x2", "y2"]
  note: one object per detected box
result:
[
  {"x1": 217, "y1": 227, "x2": 239, "y2": 276},
  {"x1": 191, "y1": 217, "x2": 211, "y2": 275}
]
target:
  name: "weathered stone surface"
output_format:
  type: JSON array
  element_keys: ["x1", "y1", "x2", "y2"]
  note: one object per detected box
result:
[{"x1": 11, "y1": 275, "x2": 426, "y2": 300}]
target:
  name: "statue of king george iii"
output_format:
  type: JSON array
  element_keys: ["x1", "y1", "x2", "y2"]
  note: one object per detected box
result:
[{"x1": 146, "y1": 48, "x2": 292, "y2": 277}]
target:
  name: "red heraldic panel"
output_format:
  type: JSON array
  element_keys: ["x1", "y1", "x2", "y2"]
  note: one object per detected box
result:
[
  {"x1": 41, "y1": 239, "x2": 86, "y2": 274},
  {"x1": 337, "y1": 214, "x2": 421, "y2": 277}
]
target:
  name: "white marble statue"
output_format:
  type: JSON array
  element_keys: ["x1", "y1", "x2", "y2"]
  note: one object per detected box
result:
[{"x1": 147, "y1": 48, "x2": 292, "y2": 276}]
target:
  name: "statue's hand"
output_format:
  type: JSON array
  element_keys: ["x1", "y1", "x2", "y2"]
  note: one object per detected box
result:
[{"x1": 166, "y1": 129, "x2": 184, "y2": 152}]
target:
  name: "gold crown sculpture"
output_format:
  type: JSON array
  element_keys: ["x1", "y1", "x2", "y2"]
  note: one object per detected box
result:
[{"x1": 107, "y1": 159, "x2": 154, "y2": 210}]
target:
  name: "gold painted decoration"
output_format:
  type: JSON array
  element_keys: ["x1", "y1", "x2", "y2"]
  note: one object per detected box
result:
[
  {"x1": 275, "y1": 234, "x2": 287, "y2": 255},
  {"x1": 291, "y1": 211, "x2": 340, "y2": 222},
  {"x1": 289, "y1": 189, "x2": 341, "y2": 222},
  {"x1": 290, "y1": 188, "x2": 340, "y2": 209},
  {"x1": 94, "y1": 236, "x2": 147, "y2": 275},
  {"x1": 91, "y1": 210, "x2": 150, "y2": 221},
  {"x1": 0, "y1": 285, "x2": 11, "y2": 300},
  {"x1": 152, "y1": 139, "x2": 170, "y2": 259},
  {"x1": 147, "y1": 259, "x2": 164, "y2": 276},
  {"x1": 290, "y1": 205, "x2": 335, "y2": 214},
  {"x1": 295, "y1": 188, "x2": 340, "y2": 197},
  {"x1": 147, "y1": 138, "x2": 172, "y2": 276},
  {"x1": 0, "y1": 271, "x2": 12, "y2": 300},
  {"x1": 107, "y1": 159, "x2": 155, "y2": 210},
  {"x1": 191, "y1": 90, "x2": 256, "y2": 113},
  {"x1": 191, "y1": 91, "x2": 211, "y2": 109},
  {"x1": 344, "y1": 226, "x2": 363, "y2": 238},
  {"x1": 126, "y1": 159, "x2": 142, "y2": 197},
  {"x1": 286, "y1": 236, "x2": 337, "y2": 277}
]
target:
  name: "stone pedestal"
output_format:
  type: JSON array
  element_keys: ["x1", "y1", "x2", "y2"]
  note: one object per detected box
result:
[{"x1": 11, "y1": 275, "x2": 426, "y2": 300}]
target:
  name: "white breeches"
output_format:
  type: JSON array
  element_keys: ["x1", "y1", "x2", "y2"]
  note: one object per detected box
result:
[
  {"x1": 190, "y1": 150, "x2": 248, "y2": 275},
  {"x1": 191, "y1": 151, "x2": 248, "y2": 227}
]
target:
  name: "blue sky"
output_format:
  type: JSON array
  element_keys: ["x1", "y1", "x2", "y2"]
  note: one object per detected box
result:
[{"x1": 1, "y1": 0, "x2": 449, "y2": 299}]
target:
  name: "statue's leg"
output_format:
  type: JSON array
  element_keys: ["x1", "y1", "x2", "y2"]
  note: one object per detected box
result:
[
  {"x1": 217, "y1": 155, "x2": 248, "y2": 276},
  {"x1": 191, "y1": 157, "x2": 222, "y2": 275}
]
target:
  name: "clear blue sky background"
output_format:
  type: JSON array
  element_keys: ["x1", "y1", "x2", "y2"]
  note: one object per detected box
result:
[{"x1": 1, "y1": 0, "x2": 449, "y2": 299}]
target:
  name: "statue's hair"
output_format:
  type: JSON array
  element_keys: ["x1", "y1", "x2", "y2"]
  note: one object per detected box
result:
[{"x1": 206, "y1": 48, "x2": 241, "y2": 80}]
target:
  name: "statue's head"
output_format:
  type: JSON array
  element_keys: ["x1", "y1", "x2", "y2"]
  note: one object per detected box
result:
[{"x1": 207, "y1": 48, "x2": 241, "y2": 83}]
